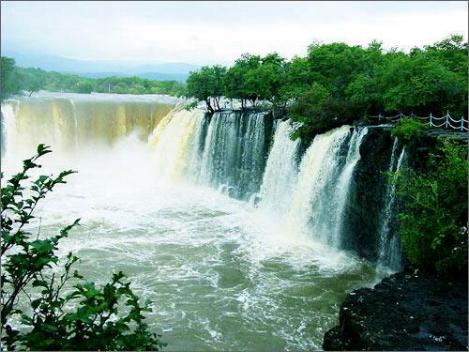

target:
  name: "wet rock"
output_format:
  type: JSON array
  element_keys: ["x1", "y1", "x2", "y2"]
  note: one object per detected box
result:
[
  {"x1": 323, "y1": 271, "x2": 468, "y2": 351},
  {"x1": 341, "y1": 126, "x2": 394, "y2": 261}
]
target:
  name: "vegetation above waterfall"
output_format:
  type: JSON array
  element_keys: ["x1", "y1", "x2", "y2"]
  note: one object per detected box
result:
[
  {"x1": 0, "y1": 57, "x2": 186, "y2": 100},
  {"x1": 394, "y1": 139, "x2": 468, "y2": 278},
  {"x1": 391, "y1": 118, "x2": 429, "y2": 142},
  {"x1": 1, "y1": 145, "x2": 165, "y2": 351},
  {"x1": 186, "y1": 35, "x2": 467, "y2": 142}
]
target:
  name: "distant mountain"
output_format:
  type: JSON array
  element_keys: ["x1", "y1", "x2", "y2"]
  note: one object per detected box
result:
[
  {"x1": 80, "y1": 71, "x2": 190, "y2": 82},
  {"x1": 3, "y1": 51, "x2": 199, "y2": 82}
]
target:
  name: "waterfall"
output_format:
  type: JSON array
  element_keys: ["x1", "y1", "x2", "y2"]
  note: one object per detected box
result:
[
  {"x1": 1, "y1": 101, "x2": 19, "y2": 157},
  {"x1": 240, "y1": 112, "x2": 269, "y2": 199},
  {"x1": 377, "y1": 140, "x2": 407, "y2": 271},
  {"x1": 148, "y1": 109, "x2": 206, "y2": 182},
  {"x1": 143, "y1": 109, "x2": 274, "y2": 199},
  {"x1": 278, "y1": 126, "x2": 370, "y2": 248},
  {"x1": 286, "y1": 126, "x2": 351, "y2": 243},
  {"x1": 69, "y1": 99, "x2": 79, "y2": 149},
  {"x1": 198, "y1": 111, "x2": 271, "y2": 200},
  {"x1": 3, "y1": 94, "x2": 395, "y2": 265},
  {"x1": 258, "y1": 120, "x2": 300, "y2": 215},
  {"x1": 0, "y1": 93, "x2": 175, "y2": 159},
  {"x1": 388, "y1": 137, "x2": 399, "y2": 175},
  {"x1": 148, "y1": 114, "x2": 370, "y2": 251},
  {"x1": 330, "y1": 127, "x2": 369, "y2": 246}
]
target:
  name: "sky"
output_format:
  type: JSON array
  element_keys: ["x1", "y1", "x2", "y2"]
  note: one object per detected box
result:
[{"x1": 1, "y1": 1, "x2": 468, "y2": 65}]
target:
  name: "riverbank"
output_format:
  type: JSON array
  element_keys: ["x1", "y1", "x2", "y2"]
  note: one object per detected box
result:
[{"x1": 323, "y1": 270, "x2": 468, "y2": 351}]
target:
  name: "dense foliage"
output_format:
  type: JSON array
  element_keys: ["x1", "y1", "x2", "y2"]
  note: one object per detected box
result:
[
  {"x1": 1, "y1": 145, "x2": 164, "y2": 351},
  {"x1": 186, "y1": 66, "x2": 227, "y2": 113},
  {"x1": 1, "y1": 57, "x2": 22, "y2": 101},
  {"x1": 391, "y1": 118, "x2": 429, "y2": 142},
  {"x1": 186, "y1": 35, "x2": 468, "y2": 142},
  {"x1": 0, "y1": 58, "x2": 186, "y2": 100},
  {"x1": 394, "y1": 140, "x2": 468, "y2": 278}
]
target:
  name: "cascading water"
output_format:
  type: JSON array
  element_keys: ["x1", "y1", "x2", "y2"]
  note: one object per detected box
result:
[
  {"x1": 284, "y1": 126, "x2": 369, "y2": 248},
  {"x1": 148, "y1": 109, "x2": 206, "y2": 182},
  {"x1": 1, "y1": 93, "x2": 383, "y2": 351},
  {"x1": 286, "y1": 126, "x2": 351, "y2": 241},
  {"x1": 388, "y1": 137, "x2": 399, "y2": 176},
  {"x1": 69, "y1": 99, "x2": 79, "y2": 149},
  {"x1": 1, "y1": 92, "x2": 176, "y2": 161},
  {"x1": 377, "y1": 140, "x2": 407, "y2": 271},
  {"x1": 329, "y1": 127, "x2": 369, "y2": 247},
  {"x1": 258, "y1": 120, "x2": 300, "y2": 215},
  {"x1": 198, "y1": 110, "x2": 271, "y2": 200},
  {"x1": 147, "y1": 109, "x2": 272, "y2": 199},
  {"x1": 149, "y1": 113, "x2": 373, "y2": 254},
  {"x1": 1, "y1": 100, "x2": 19, "y2": 156}
]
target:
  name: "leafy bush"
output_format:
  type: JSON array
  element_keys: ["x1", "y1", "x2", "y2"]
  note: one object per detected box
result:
[
  {"x1": 394, "y1": 140, "x2": 468, "y2": 278},
  {"x1": 391, "y1": 118, "x2": 428, "y2": 142},
  {"x1": 1, "y1": 145, "x2": 164, "y2": 351}
]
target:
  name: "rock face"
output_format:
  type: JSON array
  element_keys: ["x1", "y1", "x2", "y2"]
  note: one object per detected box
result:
[
  {"x1": 341, "y1": 126, "x2": 394, "y2": 261},
  {"x1": 323, "y1": 271, "x2": 468, "y2": 351}
]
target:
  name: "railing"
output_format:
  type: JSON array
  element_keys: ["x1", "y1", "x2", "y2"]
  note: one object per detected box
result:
[{"x1": 372, "y1": 113, "x2": 468, "y2": 132}]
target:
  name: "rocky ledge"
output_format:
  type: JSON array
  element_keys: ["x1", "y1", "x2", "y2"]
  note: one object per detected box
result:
[{"x1": 323, "y1": 271, "x2": 468, "y2": 351}]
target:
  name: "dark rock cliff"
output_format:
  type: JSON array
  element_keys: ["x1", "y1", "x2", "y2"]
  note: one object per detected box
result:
[
  {"x1": 323, "y1": 270, "x2": 468, "y2": 351},
  {"x1": 341, "y1": 126, "x2": 395, "y2": 261}
]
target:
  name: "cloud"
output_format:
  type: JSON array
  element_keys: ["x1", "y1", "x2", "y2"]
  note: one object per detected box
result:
[{"x1": 1, "y1": 1, "x2": 467, "y2": 64}]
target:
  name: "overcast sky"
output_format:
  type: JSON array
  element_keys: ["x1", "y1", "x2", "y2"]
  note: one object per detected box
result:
[{"x1": 1, "y1": 1, "x2": 467, "y2": 65}]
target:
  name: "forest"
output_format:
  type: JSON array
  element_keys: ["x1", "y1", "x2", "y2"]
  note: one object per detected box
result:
[
  {"x1": 186, "y1": 35, "x2": 468, "y2": 141},
  {"x1": 0, "y1": 58, "x2": 186, "y2": 99}
]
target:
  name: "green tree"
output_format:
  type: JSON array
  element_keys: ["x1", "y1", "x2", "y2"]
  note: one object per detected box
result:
[
  {"x1": 210, "y1": 65, "x2": 227, "y2": 109},
  {"x1": 288, "y1": 42, "x2": 385, "y2": 141},
  {"x1": 283, "y1": 56, "x2": 310, "y2": 100},
  {"x1": 1, "y1": 57, "x2": 22, "y2": 101},
  {"x1": 224, "y1": 54, "x2": 261, "y2": 108},
  {"x1": 378, "y1": 51, "x2": 467, "y2": 115},
  {"x1": 224, "y1": 64, "x2": 246, "y2": 108},
  {"x1": 424, "y1": 34, "x2": 468, "y2": 76},
  {"x1": 246, "y1": 53, "x2": 289, "y2": 113},
  {"x1": 186, "y1": 66, "x2": 227, "y2": 112},
  {"x1": 186, "y1": 67, "x2": 212, "y2": 112}
]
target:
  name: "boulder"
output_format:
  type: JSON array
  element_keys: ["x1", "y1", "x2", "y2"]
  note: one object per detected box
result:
[{"x1": 323, "y1": 271, "x2": 468, "y2": 351}]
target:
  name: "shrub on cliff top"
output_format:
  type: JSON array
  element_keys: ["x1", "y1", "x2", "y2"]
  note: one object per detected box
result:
[
  {"x1": 394, "y1": 140, "x2": 468, "y2": 278},
  {"x1": 391, "y1": 118, "x2": 428, "y2": 142}
]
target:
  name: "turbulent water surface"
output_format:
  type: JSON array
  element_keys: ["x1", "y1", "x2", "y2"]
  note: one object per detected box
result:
[{"x1": 2, "y1": 93, "x2": 383, "y2": 351}]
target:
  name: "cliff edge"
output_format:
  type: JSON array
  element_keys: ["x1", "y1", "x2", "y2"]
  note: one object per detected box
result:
[{"x1": 323, "y1": 271, "x2": 468, "y2": 351}]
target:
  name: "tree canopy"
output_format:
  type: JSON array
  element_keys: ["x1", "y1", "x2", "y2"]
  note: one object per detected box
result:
[
  {"x1": 1, "y1": 57, "x2": 22, "y2": 101},
  {"x1": 185, "y1": 35, "x2": 468, "y2": 142}
]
